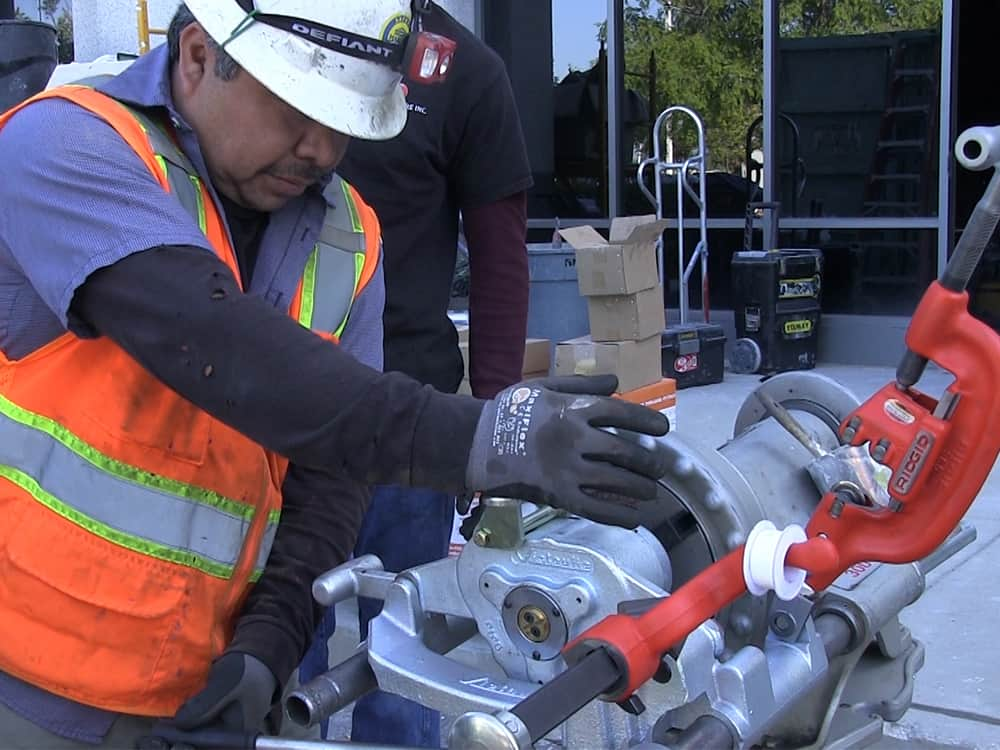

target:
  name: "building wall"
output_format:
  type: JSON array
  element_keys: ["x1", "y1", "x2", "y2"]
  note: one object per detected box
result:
[{"x1": 71, "y1": 0, "x2": 476, "y2": 62}]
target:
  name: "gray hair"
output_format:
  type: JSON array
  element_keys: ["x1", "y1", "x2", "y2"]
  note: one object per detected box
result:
[{"x1": 167, "y1": 3, "x2": 241, "y2": 81}]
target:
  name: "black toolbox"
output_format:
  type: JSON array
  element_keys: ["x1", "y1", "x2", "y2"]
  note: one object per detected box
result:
[
  {"x1": 731, "y1": 202, "x2": 823, "y2": 373},
  {"x1": 661, "y1": 322, "x2": 726, "y2": 388}
]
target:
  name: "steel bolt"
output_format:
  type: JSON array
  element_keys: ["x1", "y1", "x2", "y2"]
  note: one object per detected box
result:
[
  {"x1": 472, "y1": 528, "x2": 492, "y2": 547},
  {"x1": 872, "y1": 439, "x2": 891, "y2": 462},
  {"x1": 830, "y1": 498, "x2": 845, "y2": 519},
  {"x1": 772, "y1": 612, "x2": 795, "y2": 636}
]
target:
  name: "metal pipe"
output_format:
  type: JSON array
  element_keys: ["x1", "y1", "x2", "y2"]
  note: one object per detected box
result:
[
  {"x1": 142, "y1": 726, "x2": 414, "y2": 750},
  {"x1": 898, "y1": 126, "x2": 1000, "y2": 387},
  {"x1": 510, "y1": 647, "x2": 622, "y2": 742},
  {"x1": 285, "y1": 648, "x2": 378, "y2": 728},
  {"x1": 815, "y1": 612, "x2": 855, "y2": 658},
  {"x1": 755, "y1": 389, "x2": 826, "y2": 458},
  {"x1": 654, "y1": 715, "x2": 736, "y2": 750},
  {"x1": 918, "y1": 522, "x2": 977, "y2": 575},
  {"x1": 256, "y1": 738, "x2": 414, "y2": 750}
]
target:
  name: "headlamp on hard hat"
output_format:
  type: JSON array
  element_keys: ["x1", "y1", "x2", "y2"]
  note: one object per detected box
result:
[{"x1": 231, "y1": 0, "x2": 456, "y2": 84}]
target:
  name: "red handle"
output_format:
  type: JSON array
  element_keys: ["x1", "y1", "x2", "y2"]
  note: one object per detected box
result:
[{"x1": 564, "y1": 281, "x2": 1000, "y2": 700}]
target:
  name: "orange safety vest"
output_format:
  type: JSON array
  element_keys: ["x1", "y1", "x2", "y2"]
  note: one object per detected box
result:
[{"x1": 0, "y1": 86, "x2": 381, "y2": 715}]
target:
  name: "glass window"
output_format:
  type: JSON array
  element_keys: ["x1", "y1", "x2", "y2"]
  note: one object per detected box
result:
[
  {"x1": 483, "y1": 1, "x2": 609, "y2": 220},
  {"x1": 788, "y1": 227, "x2": 936, "y2": 315},
  {"x1": 659, "y1": 226, "x2": 936, "y2": 317},
  {"x1": 622, "y1": 1, "x2": 765, "y2": 220},
  {"x1": 775, "y1": 3, "x2": 944, "y2": 218}
]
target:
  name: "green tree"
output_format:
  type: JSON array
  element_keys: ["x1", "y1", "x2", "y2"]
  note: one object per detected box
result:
[
  {"x1": 55, "y1": 7, "x2": 73, "y2": 63},
  {"x1": 780, "y1": 0, "x2": 941, "y2": 37},
  {"x1": 621, "y1": 0, "x2": 941, "y2": 171},
  {"x1": 40, "y1": 0, "x2": 60, "y2": 23},
  {"x1": 622, "y1": 0, "x2": 762, "y2": 171}
]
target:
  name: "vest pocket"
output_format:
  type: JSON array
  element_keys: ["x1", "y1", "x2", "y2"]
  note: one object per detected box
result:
[
  {"x1": 81, "y1": 364, "x2": 211, "y2": 466},
  {"x1": 0, "y1": 499, "x2": 204, "y2": 710}
]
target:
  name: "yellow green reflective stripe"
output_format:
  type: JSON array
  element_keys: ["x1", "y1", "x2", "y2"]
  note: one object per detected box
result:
[
  {"x1": 154, "y1": 154, "x2": 168, "y2": 181},
  {"x1": 0, "y1": 464, "x2": 236, "y2": 579},
  {"x1": 0, "y1": 393, "x2": 280, "y2": 579},
  {"x1": 189, "y1": 173, "x2": 207, "y2": 233},
  {"x1": 298, "y1": 249, "x2": 319, "y2": 329},
  {"x1": 340, "y1": 180, "x2": 363, "y2": 232},
  {"x1": 332, "y1": 253, "x2": 366, "y2": 340},
  {"x1": 0, "y1": 394, "x2": 256, "y2": 518}
]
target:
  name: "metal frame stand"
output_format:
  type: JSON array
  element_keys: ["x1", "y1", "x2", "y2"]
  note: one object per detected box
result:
[{"x1": 637, "y1": 105, "x2": 710, "y2": 324}]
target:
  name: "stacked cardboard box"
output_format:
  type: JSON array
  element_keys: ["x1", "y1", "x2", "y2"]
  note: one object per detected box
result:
[
  {"x1": 553, "y1": 216, "x2": 669, "y2": 393},
  {"x1": 455, "y1": 325, "x2": 552, "y2": 395}
]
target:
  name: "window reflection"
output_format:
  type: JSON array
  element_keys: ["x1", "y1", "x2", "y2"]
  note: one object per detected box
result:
[
  {"x1": 484, "y1": 0, "x2": 610, "y2": 220},
  {"x1": 660, "y1": 227, "x2": 935, "y2": 316},
  {"x1": 777, "y1": 5, "x2": 943, "y2": 217},
  {"x1": 622, "y1": 1, "x2": 764, "y2": 220}
]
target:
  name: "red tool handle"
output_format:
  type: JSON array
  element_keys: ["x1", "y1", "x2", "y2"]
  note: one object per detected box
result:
[{"x1": 564, "y1": 280, "x2": 1000, "y2": 702}]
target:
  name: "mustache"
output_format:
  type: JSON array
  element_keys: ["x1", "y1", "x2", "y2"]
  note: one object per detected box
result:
[{"x1": 267, "y1": 165, "x2": 329, "y2": 183}]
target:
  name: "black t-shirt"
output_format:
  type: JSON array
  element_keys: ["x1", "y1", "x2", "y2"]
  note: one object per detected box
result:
[
  {"x1": 337, "y1": 4, "x2": 533, "y2": 392},
  {"x1": 219, "y1": 193, "x2": 268, "y2": 285}
]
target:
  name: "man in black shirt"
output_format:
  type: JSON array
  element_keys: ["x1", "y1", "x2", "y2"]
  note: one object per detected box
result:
[{"x1": 301, "y1": 4, "x2": 534, "y2": 746}]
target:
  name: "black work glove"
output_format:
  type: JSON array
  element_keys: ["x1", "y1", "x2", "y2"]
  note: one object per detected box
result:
[
  {"x1": 465, "y1": 375, "x2": 670, "y2": 528},
  {"x1": 172, "y1": 652, "x2": 278, "y2": 734}
]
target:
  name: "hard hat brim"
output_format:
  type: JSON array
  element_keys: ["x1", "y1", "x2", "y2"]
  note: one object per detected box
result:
[{"x1": 185, "y1": 0, "x2": 408, "y2": 141}]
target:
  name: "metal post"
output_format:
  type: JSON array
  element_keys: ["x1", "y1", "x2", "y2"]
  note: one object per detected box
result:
[
  {"x1": 762, "y1": 0, "x2": 779, "y2": 243},
  {"x1": 136, "y1": 0, "x2": 150, "y2": 54},
  {"x1": 938, "y1": 0, "x2": 955, "y2": 275},
  {"x1": 607, "y1": 0, "x2": 624, "y2": 219}
]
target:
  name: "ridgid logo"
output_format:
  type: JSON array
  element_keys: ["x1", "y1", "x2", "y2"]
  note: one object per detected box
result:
[{"x1": 893, "y1": 430, "x2": 935, "y2": 495}]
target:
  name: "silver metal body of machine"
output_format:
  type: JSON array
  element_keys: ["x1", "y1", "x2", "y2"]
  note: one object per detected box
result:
[{"x1": 286, "y1": 372, "x2": 975, "y2": 750}]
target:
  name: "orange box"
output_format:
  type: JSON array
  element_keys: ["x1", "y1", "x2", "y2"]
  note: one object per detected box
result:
[{"x1": 616, "y1": 377, "x2": 677, "y2": 432}]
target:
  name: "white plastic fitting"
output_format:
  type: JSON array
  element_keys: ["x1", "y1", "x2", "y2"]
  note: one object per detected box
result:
[
  {"x1": 743, "y1": 521, "x2": 808, "y2": 601},
  {"x1": 955, "y1": 125, "x2": 1000, "y2": 172}
]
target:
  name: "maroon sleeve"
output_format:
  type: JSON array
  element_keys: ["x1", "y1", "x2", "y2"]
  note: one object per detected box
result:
[{"x1": 465, "y1": 191, "x2": 529, "y2": 398}]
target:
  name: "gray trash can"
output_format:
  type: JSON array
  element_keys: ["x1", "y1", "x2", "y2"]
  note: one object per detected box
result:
[
  {"x1": 0, "y1": 20, "x2": 58, "y2": 113},
  {"x1": 526, "y1": 243, "x2": 589, "y2": 351}
]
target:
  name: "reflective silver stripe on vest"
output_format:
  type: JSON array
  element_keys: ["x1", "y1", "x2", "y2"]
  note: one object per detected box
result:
[
  {"x1": 0, "y1": 409, "x2": 277, "y2": 577},
  {"x1": 67, "y1": 80, "x2": 205, "y2": 228},
  {"x1": 126, "y1": 106, "x2": 206, "y2": 228},
  {"x1": 307, "y1": 176, "x2": 367, "y2": 335}
]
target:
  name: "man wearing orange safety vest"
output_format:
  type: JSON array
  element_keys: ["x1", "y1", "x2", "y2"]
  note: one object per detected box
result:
[{"x1": 0, "y1": 1, "x2": 670, "y2": 747}]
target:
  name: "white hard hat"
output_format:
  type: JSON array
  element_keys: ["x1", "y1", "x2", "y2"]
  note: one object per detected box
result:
[{"x1": 184, "y1": 0, "x2": 413, "y2": 140}]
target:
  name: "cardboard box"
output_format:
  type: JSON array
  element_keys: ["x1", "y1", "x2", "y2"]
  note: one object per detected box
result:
[
  {"x1": 558, "y1": 215, "x2": 668, "y2": 297},
  {"x1": 587, "y1": 285, "x2": 665, "y2": 342},
  {"x1": 522, "y1": 338, "x2": 551, "y2": 375},
  {"x1": 616, "y1": 377, "x2": 678, "y2": 432},
  {"x1": 554, "y1": 334, "x2": 662, "y2": 393}
]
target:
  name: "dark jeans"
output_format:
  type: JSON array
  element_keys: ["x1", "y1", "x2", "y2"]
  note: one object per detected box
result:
[{"x1": 299, "y1": 484, "x2": 454, "y2": 747}]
